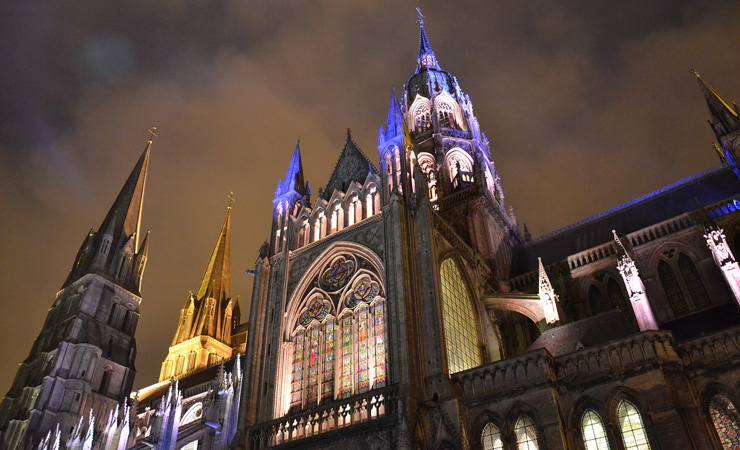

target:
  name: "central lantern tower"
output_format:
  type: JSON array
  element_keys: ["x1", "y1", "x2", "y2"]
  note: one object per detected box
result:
[{"x1": 240, "y1": 11, "x2": 520, "y2": 450}]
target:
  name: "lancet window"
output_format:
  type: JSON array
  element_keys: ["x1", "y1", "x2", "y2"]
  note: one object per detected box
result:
[
  {"x1": 658, "y1": 260, "x2": 688, "y2": 316},
  {"x1": 437, "y1": 100, "x2": 457, "y2": 128},
  {"x1": 347, "y1": 196, "x2": 360, "y2": 226},
  {"x1": 365, "y1": 186, "x2": 378, "y2": 217},
  {"x1": 515, "y1": 415, "x2": 539, "y2": 450},
  {"x1": 709, "y1": 394, "x2": 740, "y2": 449},
  {"x1": 481, "y1": 423, "x2": 503, "y2": 450},
  {"x1": 439, "y1": 258, "x2": 481, "y2": 374},
  {"x1": 446, "y1": 149, "x2": 474, "y2": 189},
  {"x1": 677, "y1": 254, "x2": 710, "y2": 308},
  {"x1": 581, "y1": 410, "x2": 610, "y2": 450},
  {"x1": 616, "y1": 400, "x2": 651, "y2": 450},
  {"x1": 287, "y1": 253, "x2": 386, "y2": 413}
]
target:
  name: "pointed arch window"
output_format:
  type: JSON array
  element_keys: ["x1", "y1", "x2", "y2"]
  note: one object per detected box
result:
[
  {"x1": 616, "y1": 400, "x2": 651, "y2": 450},
  {"x1": 582, "y1": 410, "x2": 610, "y2": 450},
  {"x1": 439, "y1": 259, "x2": 481, "y2": 374},
  {"x1": 678, "y1": 254, "x2": 711, "y2": 308},
  {"x1": 709, "y1": 394, "x2": 740, "y2": 449},
  {"x1": 658, "y1": 260, "x2": 688, "y2": 316},
  {"x1": 286, "y1": 254, "x2": 386, "y2": 413},
  {"x1": 515, "y1": 415, "x2": 539, "y2": 450},
  {"x1": 481, "y1": 422, "x2": 503, "y2": 450},
  {"x1": 588, "y1": 285, "x2": 606, "y2": 315}
]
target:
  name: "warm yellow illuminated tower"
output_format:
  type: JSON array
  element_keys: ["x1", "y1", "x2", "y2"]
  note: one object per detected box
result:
[{"x1": 160, "y1": 204, "x2": 244, "y2": 381}]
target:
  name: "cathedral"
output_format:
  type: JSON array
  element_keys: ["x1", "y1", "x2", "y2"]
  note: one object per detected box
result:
[{"x1": 3, "y1": 11, "x2": 740, "y2": 450}]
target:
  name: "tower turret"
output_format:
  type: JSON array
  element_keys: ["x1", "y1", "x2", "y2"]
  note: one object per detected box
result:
[{"x1": 272, "y1": 141, "x2": 310, "y2": 254}]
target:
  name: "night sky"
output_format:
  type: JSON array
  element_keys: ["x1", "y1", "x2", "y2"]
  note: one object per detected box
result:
[{"x1": 1, "y1": 1, "x2": 739, "y2": 393}]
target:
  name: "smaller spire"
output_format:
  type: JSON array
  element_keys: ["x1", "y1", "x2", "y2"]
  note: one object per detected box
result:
[
  {"x1": 416, "y1": 7, "x2": 441, "y2": 72},
  {"x1": 538, "y1": 258, "x2": 559, "y2": 324},
  {"x1": 385, "y1": 88, "x2": 403, "y2": 141},
  {"x1": 693, "y1": 69, "x2": 740, "y2": 137},
  {"x1": 275, "y1": 140, "x2": 309, "y2": 200},
  {"x1": 196, "y1": 205, "x2": 232, "y2": 302}
]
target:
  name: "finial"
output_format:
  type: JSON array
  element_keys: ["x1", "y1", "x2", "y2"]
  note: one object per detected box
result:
[
  {"x1": 416, "y1": 7, "x2": 424, "y2": 26},
  {"x1": 227, "y1": 191, "x2": 236, "y2": 208},
  {"x1": 148, "y1": 126, "x2": 158, "y2": 142}
]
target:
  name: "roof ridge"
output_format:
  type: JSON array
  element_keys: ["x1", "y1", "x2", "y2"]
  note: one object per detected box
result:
[{"x1": 524, "y1": 164, "x2": 727, "y2": 246}]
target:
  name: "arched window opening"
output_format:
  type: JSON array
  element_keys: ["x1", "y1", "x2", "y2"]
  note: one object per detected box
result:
[
  {"x1": 616, "y1": 400, "x2": 651, "y2": 450},
  {"x1": 446, "y1": 150, "x2": 474, "y2": 190},
  {"x1": 412, "y1": 101, "x2": 432, "y2": 133},
  {"x1": 439, "y1": 259, "x2": 481, "y2": 374},
  {"x1": 658, "y1": 260, "x2": 688, "y2": 316},
  {"x1": 99, "y1": 369, "x2": 112, "y2": 395},
  {"x1": 330, "y1": 203, "x2": 343, "y2": 233},
  {"x1": 709, "y1": 394, "x2": 740, "y2": 449},
  {"x1": 417, "y1": 153, "x2": 438, "y2": 202},
  {"x1": 515, "y1": 415, "x2": 539, "y2": 450},
  {"x1": 437, "y1": 100, "x2": 457, "y2": 128},
  {"x1": 607, "y1": 278, "x2": 636, "y2": 327},
  {"x1": 678, "y1": 254, "x2": 710, "y2": 308},
  {"x1": 589, "y1": 285, "x2": 606, "y2": 315},
  {"x1": 287, "y1": 254, "x2": 386, "y2": 414},
  {"x1": 582, "y1": 410, "x2": 610, "y2": 450},
  {"x1": 481, "y1": 422, "x2": 503, "y2": 450},
  {"x1": 366, "y1": 186, "x2": 378, "y2": 217}
]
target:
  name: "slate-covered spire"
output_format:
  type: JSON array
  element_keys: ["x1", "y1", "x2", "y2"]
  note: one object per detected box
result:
[
  {"x1": 196, "y1": 205, "x2": 231, "y2": 303},
  {"x1": 63, "y1": 138, "x2": 151, "y2": 291},
  {"x1": 694, "y1": 70, "x2": 740, "y2": 135},
  {"x1": 416, "y1": 8, "x2": 441, "y2": 72}
]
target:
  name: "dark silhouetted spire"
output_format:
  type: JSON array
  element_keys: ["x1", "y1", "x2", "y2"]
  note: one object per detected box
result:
[
  {"x1": 63, "y1": 138, "x2": 151, "y2": 291},
  {"x1": 385, "y1": 88, "x2": 403, "y2": 141},
  {"x1": 693, "y1": 70, "x2": 740, "y2": 137}
]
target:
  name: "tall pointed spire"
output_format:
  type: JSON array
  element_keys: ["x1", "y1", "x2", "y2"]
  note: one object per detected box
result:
[
  {"x1": 98, "y1": 139, "x2": 151, "y2": 253},
  {"x1": 693, "y1": 69, "x2": 740, "y2": 131},
  {"x1": 416, "y1": 8, "x2": 441, "y2": 72},
  {"x1": 538, "y1": 258, "x2": 559, "y2": 325},
  {"x1": 62, "y1": 137, "x2": 151, "y2": 290},
  {"x1": 196, "y1": 205, "x2": 232, "y2": 302},
  {"x1": 276, "y1": 140, "x2": 309, "y2": 200}
]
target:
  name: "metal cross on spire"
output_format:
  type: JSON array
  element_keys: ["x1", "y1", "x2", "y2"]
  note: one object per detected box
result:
[
  {"x1": 148, "y1": 126, "x2": 158, "y2": 142},
  {"x1": 416, "y1": 7, "x2": 424, "y2": 26},
  {"x1": 227, "y1": 191, "x2": 236, "y2": 208}
]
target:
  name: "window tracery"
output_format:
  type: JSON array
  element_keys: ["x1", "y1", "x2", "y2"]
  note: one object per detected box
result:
[
  {"x1": 709, "y1": 394, "x2": 740, "y2": 449},
  {"x1": 616, "y1": 400, "x2": 651, "y2": 450},
  {"x1": 678, "y1": 254, "x2": 710, "y2": 308},
  {"x1": 446, "y1": 149, "x2": 474, "y2": 189},
  {"x1": 287, "y1": 253, "x2": 386, "y2": 413}
]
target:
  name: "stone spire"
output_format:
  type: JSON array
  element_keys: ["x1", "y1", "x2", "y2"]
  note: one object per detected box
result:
[
  {"x1": 161, "y1": 205, "x2": 236, "y2": 381},
  {"x1": 613, "y1": 231, "x2": 658, "y2": 331},
  {"x1": 379, "y1": 88, "x2": 403, "y2": 146},
  {"x1": 63, "y1": 138, "x2": 152, "y2": 293}
]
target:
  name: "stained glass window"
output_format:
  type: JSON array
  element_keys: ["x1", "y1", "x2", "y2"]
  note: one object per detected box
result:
[
  {"x1": 357, "y1": 305, "x2": 370, "y2": 394},
  {"x1": 515, "y1": 415, "x2": 539, "y2": 450},
  {"x1": 658, "y1": 260, "x2": 688, "y2": 316},
  {"x1": 306, "y1": 325, "x2": 320, "y2": 407},
  {"x1": 709, "y1": 394, "x2": 740, "y2": 449},
  {"x1": 678, "y1": 254, "x2": 711, "y2": 308},
  {"x1": 439, "y1": 259, "x2": 481, "y2": 374},
  {"x1": 582, "y1": 410, "x2": 610, "y2": 450},
  {"x1": 617, "y1": 400, "x2": 651, "y2": 450},
  {"x1": 481, "y1": 422, "x2": 503, "y2": 450},
  {"x1": 340, "y1": 314, "x2": 354, "y2": 398},
  {"x1": 373, "y1": 300, "x2": 386, "y2": 388},
  {"x1": 322, "y1": 318, "x2": 335, "y2": 402},
  {"x1": 288, "y1": 254, "x2": 387, "y2": 411},
  {"x1": 290, "y1": 328, "x2": 305, "y2": 411}
]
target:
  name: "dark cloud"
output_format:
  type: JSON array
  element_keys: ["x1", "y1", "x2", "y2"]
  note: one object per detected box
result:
[{"x1": 1, "y1": 0, "x2": 739, "y2": 391}]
